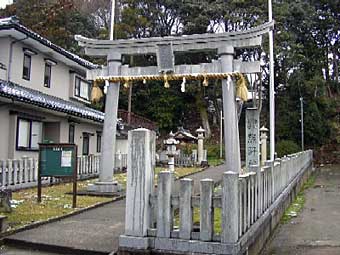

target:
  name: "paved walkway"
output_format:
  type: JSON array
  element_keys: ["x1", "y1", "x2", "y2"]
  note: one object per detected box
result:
[
  {"x1": 263, "y1": 165, "x2": 340, "y2": 255},
  {"x1": 2, "y1": 164, "x2": 227, "y2": 255}
]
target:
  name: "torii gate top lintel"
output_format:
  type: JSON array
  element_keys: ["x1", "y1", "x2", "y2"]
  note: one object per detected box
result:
[{"x1": 75, "y1": 21, "x2": 274, "y2": 57}]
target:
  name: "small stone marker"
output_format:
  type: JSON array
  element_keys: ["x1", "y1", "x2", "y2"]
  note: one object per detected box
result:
[{"x1": 0, "y1": 189, "x2": 12, "y2": 213}]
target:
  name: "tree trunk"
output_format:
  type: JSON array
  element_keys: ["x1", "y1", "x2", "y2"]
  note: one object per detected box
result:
[{"x1": 195, "y1": 87, "x2": 211, "y2": 139}]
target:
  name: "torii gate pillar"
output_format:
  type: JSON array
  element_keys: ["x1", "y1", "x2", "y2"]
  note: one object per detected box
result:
[
  {"x1": 88, "y1": 52, "x2": 121, "y2": 193},
  {"x1": 219, "y1": 46, "x2": 241, "y2": 173}
]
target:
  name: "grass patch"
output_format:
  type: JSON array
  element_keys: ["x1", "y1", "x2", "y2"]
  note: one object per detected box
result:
[
  {"x1": 2, "y1": 179, "x2": 112, "y2": 231},
  {"x1": 154, "y1": 167, "x2": 203, "y2": 183},
  {"x1": 281, "y1": 175, "x2": 316, "y2": 223},
  {"x1": 208, "y1": 158, "x2": 224, "y2": 167}
]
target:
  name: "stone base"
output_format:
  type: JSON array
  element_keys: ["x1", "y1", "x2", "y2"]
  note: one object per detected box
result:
[{"x1": 87, "y1": 181, "x2": 122, "y2": 193}]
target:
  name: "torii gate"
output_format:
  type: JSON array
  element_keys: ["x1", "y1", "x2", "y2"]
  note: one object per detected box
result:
[{"x1": 75, "y1": 21, "x2": 274, "y2": 193}]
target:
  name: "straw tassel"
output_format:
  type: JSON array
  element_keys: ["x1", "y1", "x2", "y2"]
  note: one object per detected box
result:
[
  {"x1": 181, "y1": 77, "x2": 186, "y2": 92},
  {"x1": 164, "y1": 74, "x2": 170, "y2": 88},
  {"x1": 236, "y1": 74, "x2": 248, "y2": 102},
  {"x1": 202, "y1": 73, "x2": 209, "y2": 87},
  {"x1": 91, "y1": 80, "x2": 104, "y2": 103}
]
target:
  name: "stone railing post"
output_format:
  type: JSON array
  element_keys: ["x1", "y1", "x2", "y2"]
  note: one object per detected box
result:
[
  {"x1": 222, "y1": 171, "x2": 239, "y2": 243},
  {"x1": 200, "y1": 179, "x2": 214, "y2": 241},
  {"x1": 125, "y1": 128, "x2": 156, "y2": 237},
  {"x1": 157, "y1": 171, "x2": 173, "y2": 238}
]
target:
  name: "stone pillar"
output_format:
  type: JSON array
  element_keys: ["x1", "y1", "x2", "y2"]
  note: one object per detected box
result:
[
  {"x1": 246, "y1": 108, "x2": 260, "y2": 170},
  {"x1": 196, "y1": 127, "x2": 205, "y2": 165},
  {"x1": 88, "y1": 52, "x2": 121, "y2": 193},
  {"x1": 164, "y1": 132, "x2": 179, "y2": 172},
  {"x1": 125, "y1": 128, "x2": 156, "y2": 237},
  {"x1": 260, "y1": 126, "x2": 269, "y2": 166},
  {"x1": 218, "y1": 46, "x2": 241, "y2": 173}
]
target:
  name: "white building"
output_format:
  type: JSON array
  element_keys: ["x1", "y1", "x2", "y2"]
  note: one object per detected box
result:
[{"x1": 0, "y1": 17, "x2": 110, "y2": 159}]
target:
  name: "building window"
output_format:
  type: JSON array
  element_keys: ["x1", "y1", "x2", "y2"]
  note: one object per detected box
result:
[
  {"x1": 69, "y1": 124, "x2": 75, "y2": 143},
  {"x1": 17, "y1": 118, "x2": 42, "y2": 150},
  {"x1": 44, "y1": 63, "x2": 52, "y2": 88},
  {"x1": 96, "y1": 132, "x2": 102, "y2": 153},
  {"x1": 82, "y1": 133, "x2": 90, "y2": 155},
  {"x1": 75, "y1": 77, "x2": 91, "y2": 101},
  {"x1": 22, "y1": 54, "x2": 31, "y2": 80}
]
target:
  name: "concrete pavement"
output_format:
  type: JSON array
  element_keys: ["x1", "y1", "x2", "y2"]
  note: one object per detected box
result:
[
  {"x1": 2, "y1": 164, "x2": 226, "y2": 255},
  {"x1": 262, "y1": 165, "x2": 340, "y2": 255}
]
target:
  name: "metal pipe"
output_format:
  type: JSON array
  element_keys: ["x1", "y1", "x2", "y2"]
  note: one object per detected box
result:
[
  {"x1": 300, "y1": 97, "x2": 304, "y2": 151},
  {"x1": 220, "y1": 110, "x2": 223, "y2": 159},
  {"x1": 268, "y1": 0, "x2": 275, "y2": 160},
  {"x1": 110, "y1": 0, "x2": 116, "y2": 40}
]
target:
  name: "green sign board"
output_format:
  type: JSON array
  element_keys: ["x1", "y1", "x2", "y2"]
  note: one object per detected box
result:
[
  {"x1": 39, "y1": 144, "x2": 77, "y2": 177},
  {"x1": 38, "y1": 143, "x2": 78, "y2": 208}
]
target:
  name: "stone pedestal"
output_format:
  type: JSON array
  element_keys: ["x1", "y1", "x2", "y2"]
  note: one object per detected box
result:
[{"x1": 87, "y1": 181, "x2": 121, "y2": 193}]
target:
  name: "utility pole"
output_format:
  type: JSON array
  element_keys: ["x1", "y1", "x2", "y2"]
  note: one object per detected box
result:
[
  {"x1": 268, "y1": 0, "x2": 275, "y2": 160},
  {"x1": 110, "y1": 0, "x2": 116, "y2": 40},
  {"x1": 300, "y1": 97, "x2": 304, "y2": 151},
  {"x1": 220, "y1": 110, "x2": 223, "y2": 159}
]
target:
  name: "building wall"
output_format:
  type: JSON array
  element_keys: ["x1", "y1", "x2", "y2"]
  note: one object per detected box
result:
[
  {"x1": 0, "y1": 37, "x2": 10, "y2": 80},
  {"x1": 0, "y1": 106, "x2": 10, "y2": 159},
  {"x1": 116, "y1": 139, "x2": 128, "y2": 155},
  {"x1": 59, "y1": 120, "x2": 102, "y2": 156},
  {"x1": 0, "y1": 103, "x2": 106, "y2": 159},
  {"x1": 9, "y1": 41, "x2": 72, "y2": 101}
]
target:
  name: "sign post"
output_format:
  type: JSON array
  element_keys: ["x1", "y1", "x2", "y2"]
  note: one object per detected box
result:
[
  {"x1": 246, "y1": 108, "x2": 260, "y2": 170},
  {"x1": 38, "y1": 143, "x2": 78, "y2": 208}
]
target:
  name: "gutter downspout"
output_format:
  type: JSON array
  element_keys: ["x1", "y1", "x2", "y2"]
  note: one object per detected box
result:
[{"x1": 7, "y1": 35, "x2": 28, "y2": 82}]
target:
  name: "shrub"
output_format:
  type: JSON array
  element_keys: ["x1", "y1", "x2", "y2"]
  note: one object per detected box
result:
[
  {"x1": 206, "y1": 143, "x2": 223, "y2": 159},
  {"x1": 276, "y1": 140, "x2": 300, "y2": 158}
]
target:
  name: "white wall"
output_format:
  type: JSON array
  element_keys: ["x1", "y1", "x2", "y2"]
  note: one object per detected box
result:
[
  {"x1": 60, "y1": 120, "x2": 102, "y2": 156},
  {"x1": 0, "y1": 106, "x2": 10, "y2": 159},
  {"x1": 0, "y1": 37, "x2": 10, "y2": 80},
  {"x1": 9, "y1": 41, "x2": 73, "y2": 101},
  {"x1": 116, "y1": 138, "x2": 128, "y2": 154}
]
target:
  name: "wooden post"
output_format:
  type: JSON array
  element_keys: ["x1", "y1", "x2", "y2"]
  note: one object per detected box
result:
[
  {"x1": 179, "y1": 178, "x2": 193, "y2": 239},
  {"x1": 218, "y1": 46, "x2": 241, "y2": 173},
  {"x1": 37, "y1": 156, "x2": 42, "y2": 203},
  {"x1": 0, "y1": 160, "x2": 4, "y2": 187},
  {"x1": 72, "y1": 145, "x2": 77, "y2": 209},
  {"x1": 222, "y1": 171, "x2": 239, "y2": 243},
  {"x1": 125, "y1": 128, "x2": 156, "y2": 237}
]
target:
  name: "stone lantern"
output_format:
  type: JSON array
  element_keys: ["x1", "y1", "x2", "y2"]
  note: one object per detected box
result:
[
  {"x1": 164, "y1": 131, "x2": 179, "y2": 172},
  {"x1": 260, "y1": 126, "x2": 269, "y2": 165},
  {"x1": 196, "y1": 127, "x2": 205, "y2": 165}
]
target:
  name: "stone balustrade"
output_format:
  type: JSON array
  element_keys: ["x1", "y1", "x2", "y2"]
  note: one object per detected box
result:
[
  {"x1": 0, "y1": 154, "x2": 127, "y2": 191},
  {"x1": 119, "y1": 128, "x2": 313, "y2": 254}
]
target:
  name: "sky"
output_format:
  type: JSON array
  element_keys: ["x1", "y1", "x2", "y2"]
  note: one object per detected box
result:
[{"x1": 0, "y1": 0, "x2": 13, "y2": 9}]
